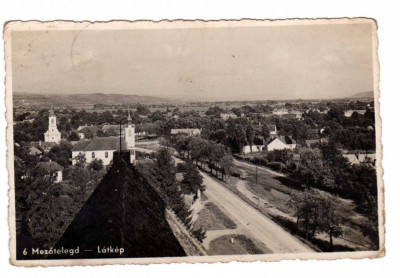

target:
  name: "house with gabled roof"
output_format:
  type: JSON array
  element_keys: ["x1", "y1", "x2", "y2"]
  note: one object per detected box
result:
[
  {"x1": 72, "y1": 112, "x2": 136, "y2": 166},
  {"x1": 266, "y1": 136, "x2": 296, "y2": 152}
]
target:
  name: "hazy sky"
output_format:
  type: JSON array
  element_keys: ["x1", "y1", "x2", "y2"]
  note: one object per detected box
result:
[{"x1": 11, "y1": 23, "x2": 374, "y2": 101}]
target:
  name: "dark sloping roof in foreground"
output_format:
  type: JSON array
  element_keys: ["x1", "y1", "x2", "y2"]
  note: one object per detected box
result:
[{"x1": 53, "y1": 151, "x2": 185, "y2": 259}]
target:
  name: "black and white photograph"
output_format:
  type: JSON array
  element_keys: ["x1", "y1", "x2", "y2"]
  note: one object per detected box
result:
[{"x1": 5, "y1": 19, "x2": 383, "y2": 266}]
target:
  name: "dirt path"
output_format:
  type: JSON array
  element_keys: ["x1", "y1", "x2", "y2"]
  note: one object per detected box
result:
[
  {"x1": 234, "y1": 159, "x2": 287, "y2": 177},
  {"x1": 234, "y1": 179, "x2": 295, "y2": 221}
]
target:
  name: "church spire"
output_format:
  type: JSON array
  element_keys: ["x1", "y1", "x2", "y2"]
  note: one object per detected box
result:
[
  {"x1": 49, "y1": 106, "x2": 55, "y2": 116},
  {"x1": 127, "y1": 105, "x2": 132, "y2": 125}
]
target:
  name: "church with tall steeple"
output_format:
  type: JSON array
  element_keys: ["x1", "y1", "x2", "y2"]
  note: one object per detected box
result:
[
  {"x1": 71, "y1": 108, "x2": 136, "y2": 166},
  {"x1": 44, "y1": 108, "x2": 61, "y2": 143}
]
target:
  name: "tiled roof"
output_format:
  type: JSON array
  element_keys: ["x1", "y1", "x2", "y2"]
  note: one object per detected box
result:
[
  {"x1": 72, "y1": 140, "x2": 91, "y2": 152},
  {"x1": 85, "y1": 137, "x2": 119, "y2": 151},
  {"x1": 268, "y1": 136, "x2": 296, "y2": 145},
  {"x1": 72, "y1": 137, "x2": 129, "y2": 152},
  {"x1": 268, "y1": 125, "x2": 277, "y2": 132}
]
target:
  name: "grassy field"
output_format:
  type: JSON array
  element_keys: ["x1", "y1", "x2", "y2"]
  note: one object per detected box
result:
[
  {"x1": 193, "y1": 202, "x2": 237, "y2": 231},
  {"x1": 207, "y1": 234, "x2": 267, "y2": 255},
  {"x1": 230, "y1": 163, "x2": 373, "y2": 250}
]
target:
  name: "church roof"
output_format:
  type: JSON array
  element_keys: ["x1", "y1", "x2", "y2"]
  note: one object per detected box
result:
[{"x1": 72, "y1": 137, "x2": 129, "y2": 152}]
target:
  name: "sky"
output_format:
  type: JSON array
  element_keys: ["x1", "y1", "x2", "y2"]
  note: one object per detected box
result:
[{"x1": 11, "y1": 23, "x2": 374, "y2": 101}]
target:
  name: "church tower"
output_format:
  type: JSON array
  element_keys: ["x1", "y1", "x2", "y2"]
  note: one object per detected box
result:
[
  {"x1": 44, "y1": 108, "x2": 61, "y2": 143},
  {"x1": 125, "y1": 108, "x2": 135, "y2": 163}
]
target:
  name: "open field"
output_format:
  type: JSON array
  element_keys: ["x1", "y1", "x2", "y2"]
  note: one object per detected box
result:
[
  {"x1": 208, "y1": 234, "x2": 267, "y2": 256},
  {"x1": 193, "y1": 202, "x2": 237, "y2": 231},
  {"x1": 232, "y1": 159, "x2": 373, "y2": 250}
]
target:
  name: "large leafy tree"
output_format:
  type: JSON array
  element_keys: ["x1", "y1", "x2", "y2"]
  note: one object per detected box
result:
[
  {"x1": 47, "y1": 140, "x2": 73, "y2": 168},
  {"x1": 180, "y1": 160, "x2": 204, "y2": 196}
]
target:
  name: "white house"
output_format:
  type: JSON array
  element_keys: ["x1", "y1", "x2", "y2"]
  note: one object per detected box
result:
[
  {"x1": 38, "y1": 161, "x2": 63, "y2": 183},
  {"x1": 220, "y1": 113, "x2": 238, "y2": 121},
  {"x1": 242, "y1": 145, "x2": 264, "y2": 154},
  {"x1": 72, "y1": 111, "x2": 136, "y2": 166},
  {"x1": 267, "y1": 136, "x2": 296, "y2": 152},
  {"x1": 272, "y1": 109, "x2": 289, "y2": 116},
  {"x1": 44, "y1": 109, "x2": 61, "y2": 143},
  {"x1": 170, "y1": 128, "x2": 201, "y2": 136},
  {"x1": 344, "y1": 110, "x2": 367, "y2": 117}
]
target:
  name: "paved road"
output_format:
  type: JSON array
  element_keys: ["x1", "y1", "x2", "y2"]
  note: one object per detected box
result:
[
  {"x1": 135, "y1": 146, "x2": 313, "y2": 253},
  {"x1": 199, "y1": 171, "x2": 313, "y2": 254}
]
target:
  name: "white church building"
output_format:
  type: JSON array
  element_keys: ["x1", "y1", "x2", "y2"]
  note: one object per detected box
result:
[
  {"x1": 44, "y1": 109, "x2": 61, "y2": 143},
  {"x1": 72, "y1": 111, "x2": 136, "y2": 166}
]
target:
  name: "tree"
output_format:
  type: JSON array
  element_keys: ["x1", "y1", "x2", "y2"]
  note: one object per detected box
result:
[
  {"x1": 83, "y1": 128, "x2": 94, "y2": 139},
  {"x1": 69, "y1": 130, "x2": 80, "y2": 141},
  {"x1": 88, "y1": 158, "x2": 104, "y2": 171},
  {"x1": 136, "y1": 105, "x2": 150, "y2": 115},
  {"x1": 180, "y1": 160, "x2": 204, "y2": 196},
  {"x1": 296, "y1": 148, "x2": 325, "y2": 188},
  {"x1": 70, "y1": 115, "x2": 82, "y2": 129},
  {"x1": 219, "y1": 154, "x2": 234, "y2": 181},
  {"x1": 288, "y1": 188, "x2": 325, "y2": 240},
  {"x1": 320, "y1": 196, "x2": 343, "y2": 250},
  {"x1": 261, "y1": 123, "x2": 271, "y2": 145},
  {"x1": 47, "y1": 141, "x2": 73, "y2": 168},
  {"x1": 205, "y1": 106, "x2": 224, "y2": 117},
  {"x1": 246, "y1": 124, "x2": 255, "y2": 152}
]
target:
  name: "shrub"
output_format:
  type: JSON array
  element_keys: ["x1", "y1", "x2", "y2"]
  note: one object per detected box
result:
[{"x1": 267, "y1": 162, "x2": 286, "y2": 172}]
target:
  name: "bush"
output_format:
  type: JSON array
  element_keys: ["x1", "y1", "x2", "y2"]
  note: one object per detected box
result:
[
  {"x1": 230, "y1": 167, "x2": 241, "y2": 178},
  {"x1": 267, "y1": 162, "x2": 286, "y2": 172},
  {"x1": 249, "y1": 156, "x2": 268, "y2": 167},
  {"x1": 176, "y1": 162, "x2": 185, "y2": 173},
  {"x1": 192, "y1": 228, "x2": 207, "y2": 243}
]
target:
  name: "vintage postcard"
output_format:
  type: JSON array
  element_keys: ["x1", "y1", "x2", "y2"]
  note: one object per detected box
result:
[{"x1": 4, "y1": 19, "x2": 384, "y2": 266}]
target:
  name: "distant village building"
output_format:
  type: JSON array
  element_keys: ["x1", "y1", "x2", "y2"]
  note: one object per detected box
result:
[
  {"x1": 242, "y1": 145, "x2": 264, "y2": 154},
  {"x1": 344, "y1": 110, "x2": 367, "y2": 117},
  {"x1": 37, "y1": 161, "x2": 63, "y2": 183},
  {"x1": 78, "y1": 125, "x2": 102, "y2": 139},
  {"x1": 305, "y1": 138, "x2": 329, "y2": 148},
  {"x1": 220, "y1": 112, "x2": 238, "y2": 121},
  {"x1": 267, "y1": 136, "x2": 296, "y2": 152},
  {"x1": 272, "y1": 108, "x2": 289, "y2": 116},
  {"x1": 44, "y1": 109, "x2": 61, "y2": 143},
  {"x1": 268, "y1": 125, "x2": 278, "y2": 136},
  {"x1": 29, "y1": 146, "x2": 42, "y2": 156},
  {"x1": 170, "y1": 128, "x2": 201, "y2": 136},
  {"x1": 72, "y1": 111, "x2": 136, "y2": 165},
  {"x1": 342, "y1": 153, "x2": 376, "y2": 166}
]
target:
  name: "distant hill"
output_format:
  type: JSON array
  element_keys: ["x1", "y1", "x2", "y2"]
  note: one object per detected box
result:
[
  {"x1": 13, "y1": 93, "x2": 171, "y2": 106},
  {"x1": 350, "y1": 91, "x2": 374, "y2": 99}
]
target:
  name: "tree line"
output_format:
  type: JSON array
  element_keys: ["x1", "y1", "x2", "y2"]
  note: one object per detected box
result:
[
  {"x1": 171, "y1": 135, "x2": 234, "y2": 181},
  {"x1": 136, "y1": 148, "x2": 206, "y2": 242}
]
